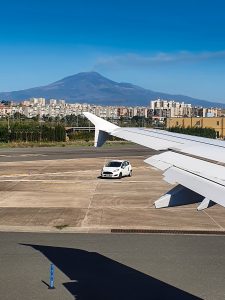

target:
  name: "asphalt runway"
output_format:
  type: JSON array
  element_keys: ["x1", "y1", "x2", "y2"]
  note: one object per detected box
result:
[
  {"x1": 0, "y1": 232, "x2": 224, "y2": 300},
  {"x1": 0, "y1": 144, "x2": 156, "y2": 162}
]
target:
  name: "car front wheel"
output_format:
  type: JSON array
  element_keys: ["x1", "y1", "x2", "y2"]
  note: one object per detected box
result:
[
  {"x1": 129, "y1": 170, "x2": 132, "y2": 177},
  {"x1": 119, "y1": 172, "x2": 122, "y2": 179}
]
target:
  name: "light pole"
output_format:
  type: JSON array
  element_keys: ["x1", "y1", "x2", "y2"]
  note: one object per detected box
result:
[{"x1": 7, "y1": 113, "x2": 11, "y2": 143}]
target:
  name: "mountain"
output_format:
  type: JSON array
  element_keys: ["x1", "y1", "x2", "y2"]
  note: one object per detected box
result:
[{"x1": 0, "y1": 71, "x2": 224, "y2": 108}]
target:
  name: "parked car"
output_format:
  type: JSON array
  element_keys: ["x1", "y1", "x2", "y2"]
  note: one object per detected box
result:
[{"x1": 101, "y1": 160, "x2": 132, "y2": 178}]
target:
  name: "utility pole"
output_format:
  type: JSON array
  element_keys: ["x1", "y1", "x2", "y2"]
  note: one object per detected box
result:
[{"x1": 7, "y1": 113, "x2": 11, "y2": 143}]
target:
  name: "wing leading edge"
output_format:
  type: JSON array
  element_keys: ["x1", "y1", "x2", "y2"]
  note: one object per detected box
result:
[{"x1": 83, "y1": 112, "x2": 225, "y2": 210}]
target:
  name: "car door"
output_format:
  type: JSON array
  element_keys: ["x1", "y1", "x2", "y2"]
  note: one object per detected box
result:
[
  {"x1": 126, "y1": 161, "x2": 131, "y2": 175},
  {"x1": 121, "y1": 162, "x2": 126, "y2": 176},
  {"x1": 124, "y1": 161, "x2": 130, "y2": 176}
]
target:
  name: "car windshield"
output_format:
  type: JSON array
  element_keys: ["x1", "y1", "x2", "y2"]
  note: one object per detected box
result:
[{"x1": 106, "y1": 161, "x2": 122, "y2": 168}]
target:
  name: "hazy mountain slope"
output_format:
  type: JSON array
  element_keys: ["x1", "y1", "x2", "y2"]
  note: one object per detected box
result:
[{"x1": 0, "y1": 72, "x2": 224, "y2": 107}]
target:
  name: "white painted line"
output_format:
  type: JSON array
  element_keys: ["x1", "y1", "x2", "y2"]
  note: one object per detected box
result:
[
  {"x1": 0, "y1": 179, "x2": 99, "y2": 183},
  {"x1": 21, "y1": 154, "x2": 47, "y2": 157},
  {"x1": 203, "y1": 210, "x2": 224, "y2": 230},
  {"x1": 0, "y1": 154, "x2": 47, "y2": 158},
  {"x1": 0, "y1": 170, "x2": 99, "y2": 178}
]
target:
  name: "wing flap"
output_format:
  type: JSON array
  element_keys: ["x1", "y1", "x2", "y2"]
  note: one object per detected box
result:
[
  {"x1": 145, "y1": 151, "x2": 225, "y2": 185},
  {"x1": 163, "y1": 166, "x2": 225, "y2": 208}
]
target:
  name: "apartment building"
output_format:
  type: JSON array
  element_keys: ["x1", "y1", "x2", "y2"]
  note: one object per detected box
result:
[
  {"x1": 192, "y1": 107, "x2": 222, "y2": 117},
  {"x1": 150, "y1": 99, "x2": 192, "y2": 118}
]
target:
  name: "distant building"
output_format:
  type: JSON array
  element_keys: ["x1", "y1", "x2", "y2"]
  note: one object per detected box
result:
[
  {"x1": 150, "y1": 99, "x2": 192, "y2": 118},
  {"x1": 58, "y1": 99, "x2": 65, "y2": 105},
  {"x1": 49, "y1": 99, "x2": 57, "y2": 105},
  {"x1": 167, "y1": 117, "x2": 225, "y2": 138},
  {"x1": 192, "y1": 107, "x2": 221, "y2": 117},
  {"x1": 30, "y1": 97, "x2": 46, "y2": 106}
]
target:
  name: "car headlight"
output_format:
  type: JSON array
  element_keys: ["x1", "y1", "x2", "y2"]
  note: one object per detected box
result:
[{"x1": 113, "y1": 169, "x2": 120, "y2": 172}]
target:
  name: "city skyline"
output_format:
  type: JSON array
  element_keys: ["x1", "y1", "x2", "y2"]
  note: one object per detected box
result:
[
  {"x1": 1, "y1": 0, "x2": 225, "y2": 102},
  {"x1": 0, "y1": 97, "x2": 222, "y2": 121}
]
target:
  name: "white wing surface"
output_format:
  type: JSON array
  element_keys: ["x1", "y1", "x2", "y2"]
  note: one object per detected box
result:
[{"x1": 83, "y1": 112, "x2": 225, "y2": 210}]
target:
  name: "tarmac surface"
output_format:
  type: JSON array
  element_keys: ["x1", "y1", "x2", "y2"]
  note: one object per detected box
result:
[
  {"x1": 0, "y1": 145, "x2": 225, "y2": 232},
  {"x1": 1, "y1": 232, "x2": 225, "y2": 300},
  {"x1": 0, "y1": 144, "x2": 153, "y2": 162}
]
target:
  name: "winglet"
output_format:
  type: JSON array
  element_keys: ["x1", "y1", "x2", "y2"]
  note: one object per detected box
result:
[
  {"x1": 83, "y1": 112, "x2": 119, "y2": 147},
  {"x1": 83, "y1": 112, "x2": 119, "y2": 133}
]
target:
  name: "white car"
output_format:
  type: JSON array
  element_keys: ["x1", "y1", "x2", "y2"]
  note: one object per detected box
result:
[{"x1": 101, "y1": 160, "x2": 132, "y2": 178}]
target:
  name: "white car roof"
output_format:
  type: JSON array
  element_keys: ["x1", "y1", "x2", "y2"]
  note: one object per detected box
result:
[{"x1": 107, "y1": 160, "x2": 127, "y2": 163}]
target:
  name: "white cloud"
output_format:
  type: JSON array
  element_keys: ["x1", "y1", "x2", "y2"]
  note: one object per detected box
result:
[{"x1": 93, "y1": 50, "x2": 225, "y2": 69}]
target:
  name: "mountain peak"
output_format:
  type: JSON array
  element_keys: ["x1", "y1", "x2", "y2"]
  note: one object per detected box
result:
[
  {"x1": 53, "y1": 71, "x2": 115, "y2": 86},
  {"x1": 60, "y1": 71, "x2": 106, "y2": 81}
]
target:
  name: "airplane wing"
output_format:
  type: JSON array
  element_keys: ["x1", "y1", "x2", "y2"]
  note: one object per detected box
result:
[{"x1": 83, "y1": 112, "x2": 225, "y2": 210}]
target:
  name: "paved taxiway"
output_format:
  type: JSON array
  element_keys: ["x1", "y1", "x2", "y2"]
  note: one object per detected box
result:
[
  {"x1": 0, "y1": 232, "x2": 225, "y2": 300},
  {"x1": 0, "y1": 145, "x2": 225, "y2": 232},
  {"x1": 0, "y1": 144, "x2": 153, "y2": 162}
]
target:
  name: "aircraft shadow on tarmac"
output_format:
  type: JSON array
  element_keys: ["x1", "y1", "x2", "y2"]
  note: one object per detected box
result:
[{"x1": 22, "y1": 244, "x2": 201, "y2": 300}]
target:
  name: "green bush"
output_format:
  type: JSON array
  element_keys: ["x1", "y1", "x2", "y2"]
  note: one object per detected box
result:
[
  {"x1": 168, "y1": 126, "x2": 216, "y2": 139},
  {"x1": 67, "y1": 131, "x2": 94, "y2": 141}
]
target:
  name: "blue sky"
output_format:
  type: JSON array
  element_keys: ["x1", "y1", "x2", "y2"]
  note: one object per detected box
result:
[{"x1": 1, "y1": 0, "x2": 225, "y2": 102}]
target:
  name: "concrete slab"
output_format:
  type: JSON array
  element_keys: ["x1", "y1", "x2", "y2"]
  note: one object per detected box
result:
[
  {"x1": 0, "y1": 208, "x2": 87, "y2": 227},
  {"x1": 82, "y1": 207, "x2": 220, "y2": 230}
]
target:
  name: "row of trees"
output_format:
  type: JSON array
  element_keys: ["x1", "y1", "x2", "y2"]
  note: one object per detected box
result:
[
  {"x1": 117, "y1": 116, "x2": 154, "y2": 127},
  {"x1": 43, "y1": 114, "x2": 154, "y2": 127},
  {"x1": 0, "y1": 122, "x2": 66, "y2": 143},
  {"x1": 168, "y1": 126, "x2": 217, "y2": 139}
]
